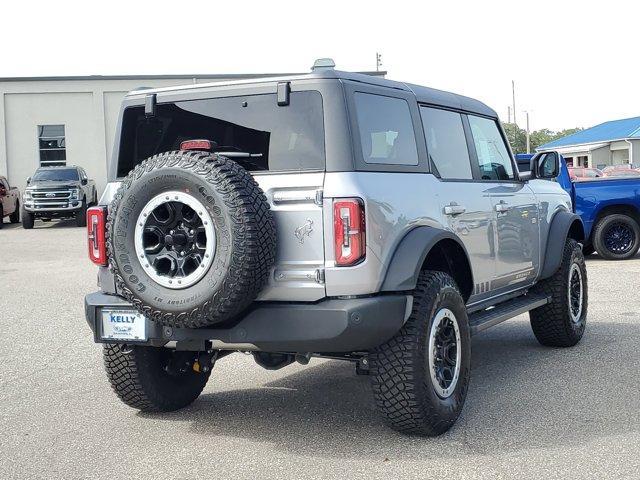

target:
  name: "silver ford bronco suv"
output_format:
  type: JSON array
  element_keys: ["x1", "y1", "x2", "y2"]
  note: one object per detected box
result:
[{"x1": 84, "y1": 61, "x2": 588, "y2": 436}]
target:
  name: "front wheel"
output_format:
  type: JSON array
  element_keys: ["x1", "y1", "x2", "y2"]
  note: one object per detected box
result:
[
  {"x1": 530, "y1": 238, "x2": 587, "y2": 347},
  {"x1": 369, "y1": 271, "x2": 471, "y2": 436},
  {"x1": 103, "y1": 344, "x2": 211, "y2": 412},
  {"x1": 9, "y1": 201, "x2": 20, "y2": 223},
  {"x1": 592, "y1": 214, "x2": 640, "y2": 260},
  {"x1": 21, "y1": 209, "x2": 34, "y2": 229}
]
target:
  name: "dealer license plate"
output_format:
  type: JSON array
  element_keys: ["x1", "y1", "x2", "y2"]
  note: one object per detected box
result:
[{"x1": 101, "y1": 309, "x2": 147, "y2": 341}]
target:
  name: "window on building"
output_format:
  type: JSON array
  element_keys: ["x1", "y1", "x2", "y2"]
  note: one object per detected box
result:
[
  {"x1": 354, "y1": 93, "x2": 419, "y2": 166},
  {"x1": 420, "y1": 107, "x2": 472, "y2": 179},
  {"x1": 38, "y1": 125, "x2": 66, "y2": 166}
]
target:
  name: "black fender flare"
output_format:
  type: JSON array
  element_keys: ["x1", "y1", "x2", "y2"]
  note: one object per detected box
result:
[
  {"x1": 539, "y1": 210, "x2": 584, "y2": 280},
  {"x1": 381, "y1": 226, "x2": 472, "y2": 293}
]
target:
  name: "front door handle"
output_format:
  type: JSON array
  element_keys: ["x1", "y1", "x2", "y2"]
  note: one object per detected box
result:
[
  {"x1": 495, "y1": 201, "x2": 511, "y2": 213},
  {"x1": 444, "y1": 204, "x2": 466, "y2": 216}
]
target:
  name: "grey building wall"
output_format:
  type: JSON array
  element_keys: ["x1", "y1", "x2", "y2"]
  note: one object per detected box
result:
[
  {"x1": 591, "y1": 145, "x2": 611, "y2": 169},
  {"x1": 631, "y1": 139, "x2": 640, "y2": 167}
]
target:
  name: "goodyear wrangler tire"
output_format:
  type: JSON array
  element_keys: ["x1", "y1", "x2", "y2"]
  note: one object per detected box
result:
[
  {"x1": 103, "y1": 344, "x2": 211, "y2": 412},
  {"x1": 369, "y1": 271, "x2": 471, "y2": 436},
  {"x1": 107, "y1": 150, "x2": 276, "y2": 328},
  {"x1": 529, "y1": 238, "x2": 587, "y2": 347}
]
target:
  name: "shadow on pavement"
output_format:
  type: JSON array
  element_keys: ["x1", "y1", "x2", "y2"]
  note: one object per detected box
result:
[
  {"x1": 141, "y1": 319, "x2": 640, "y2": 459},
  {"x1": 1, "y1": 218, "x2": 80, "y2": 230}
]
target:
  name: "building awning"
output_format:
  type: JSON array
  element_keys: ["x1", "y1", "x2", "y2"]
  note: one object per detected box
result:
[{"x1": 552, "y1": 143, "x2": 609, "y2": 155}]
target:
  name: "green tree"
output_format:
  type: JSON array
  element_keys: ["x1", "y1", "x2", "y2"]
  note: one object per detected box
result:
[
  {"x1": 501, "y1": 122, "x2": 527, "y2": 153},
  {"x1": 501, "y1": 123, "x2": 583, "y2": 154}
]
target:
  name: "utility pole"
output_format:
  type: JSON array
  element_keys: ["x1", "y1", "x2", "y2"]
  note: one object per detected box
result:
[
  {"x1": 524, "y1": 111, "x2": 531, "y2": 154},
  {"x1": 507, "y1": 106, "x2": 511, "y2": 123},
  {"x1": 376, "y1": 52, "x2": 382, "y2": 72},
  {"x1": 512, "y1": 80, "x2": 517, "y2": 147},
  {"x1": 512, "y1": 81, "x2": 517, "y2": 127}
]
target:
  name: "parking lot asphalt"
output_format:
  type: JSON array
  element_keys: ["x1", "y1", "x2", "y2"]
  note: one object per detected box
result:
[{"x1": 1, "y1": 218, "x2": 640, "y2": 479}]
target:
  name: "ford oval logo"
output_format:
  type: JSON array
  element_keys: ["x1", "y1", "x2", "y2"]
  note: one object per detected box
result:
[{"x1": 46, "y1": 193, "x2": 55, "y2": 197}]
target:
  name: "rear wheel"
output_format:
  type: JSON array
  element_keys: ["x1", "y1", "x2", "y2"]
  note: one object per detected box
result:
[
  {"x1": 370, "y1": 271, "x2": 471, "y2": 436},
  {"x1": 9, "y1": 201, "x2": 20, "y2": 223},
  {"x1": 21, "y1": 208, "x2": 34, "y2": 229},
  {"x1": 103, "y1": 344, "x2": 211, "y2": 412},
  {"x1": 530, "y1": 238, "x2": 587, "y2": 347},
  {"x1": 593, "y1": 214, "x2": 640, "y2": 260}
]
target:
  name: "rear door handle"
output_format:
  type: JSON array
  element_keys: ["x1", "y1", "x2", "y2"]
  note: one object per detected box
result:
[
  {"x1": 495, "y1": 201, "x2": 511, "y2": 213},
  {"x1": 444, "y1": 204, "x2": 466, "y2": 215}
]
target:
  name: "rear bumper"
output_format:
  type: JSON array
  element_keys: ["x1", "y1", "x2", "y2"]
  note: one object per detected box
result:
[{"x1": 84, "y1": 292, "x2": 409, "y2": 353}]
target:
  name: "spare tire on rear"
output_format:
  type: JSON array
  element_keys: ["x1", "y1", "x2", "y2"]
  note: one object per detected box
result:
[{"x1": 107, "y1": 150, "x2": 276, "y2": 328}]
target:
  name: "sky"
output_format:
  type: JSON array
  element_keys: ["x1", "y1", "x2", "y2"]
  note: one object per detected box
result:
[{"x1": 1, "y1": 0, "x2": 637, "y2": 131}]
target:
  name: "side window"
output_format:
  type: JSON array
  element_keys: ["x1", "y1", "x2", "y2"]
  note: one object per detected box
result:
[
  {"x1": 354, "y1": 93, "x2": 419, "y2": 166},
  {"x1": 420, "y1": 107, "x2": 472, "y2": 180},
  {"x1": 468, "y1": 115, "x2": 515, "y2": 181}
]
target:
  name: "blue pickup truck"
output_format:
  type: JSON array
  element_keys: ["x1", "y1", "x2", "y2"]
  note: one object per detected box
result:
[{"x1": 517, "y1": 153, "x2": 640, "y2": 260}]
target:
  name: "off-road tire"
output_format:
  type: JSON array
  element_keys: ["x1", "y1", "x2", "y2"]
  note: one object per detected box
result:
[
  {"x1": 103, "y1": 344, "x2": 210, "y2": 412},
  {"x1": 21, "y1": 208, "x2": 34, "y2": 229},
  {"x1": 9, "y1": 201, "x2": 20, "y2": 223},
  {"x1": 76, "y1": 201, "x2": 87, "y2": 227},
  {"x1": 369, "y1": 271, "x2": 471, "y2": 436},
  {"x1": 592, "y1": 214, "x2": 640, "y2": 260},
  {"x1": 107, "y1": 150, "x2": 276, "y2": 328},
  {"x1": 529, "y1": 238, "x2": 587, "y2": 347}
]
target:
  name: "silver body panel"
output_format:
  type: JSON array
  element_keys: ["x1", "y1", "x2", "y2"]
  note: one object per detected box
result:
[{"x1": 98, "y1": 171, "x2": 570, "y2": 303}]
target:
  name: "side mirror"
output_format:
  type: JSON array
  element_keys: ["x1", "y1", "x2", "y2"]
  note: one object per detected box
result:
[
  {"x1": 81, "y1": 178, "x2": 88, "y2": 186},
  {"x1": 26, "y1": 176, "x2": 31, "y2": 184},
  {"x1": 538, "y1": 152, "x2": 560, "y2": 179}
]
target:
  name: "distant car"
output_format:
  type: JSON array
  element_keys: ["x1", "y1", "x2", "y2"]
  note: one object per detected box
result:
[
  {"x1": 603, "y1": 169, "x2": 640, "y2": 178},
  {"x1": 601, "y1": 165, "x2": 638, "y2": 177},
  {"x1": 22, "y1": 165, "x2": 97, "y2": 229},
  {"x1": 0, "y1": 175, "x2": 20, "y2": 228},
  {"x1": 568, "y1": 167, "x2": 604, "y2": 181}
]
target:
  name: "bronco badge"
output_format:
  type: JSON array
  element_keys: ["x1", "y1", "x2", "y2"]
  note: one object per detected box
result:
[{"x1": 294, "y1": 219, "x2": 313, "y2": 244}]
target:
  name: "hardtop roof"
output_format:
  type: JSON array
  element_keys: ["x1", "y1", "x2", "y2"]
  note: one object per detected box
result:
[{"x1": 126, "y1": 70, "x2": 497, "y2": 118}]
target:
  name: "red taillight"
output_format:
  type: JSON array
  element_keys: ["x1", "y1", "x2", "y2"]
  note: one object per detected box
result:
[
  {"x1": 333, "y1": 198, "x2": 366, "y2": 266},
  {"x1": 180, "y1": 139, "x2": 212, "y2": 151},
  {"x1": 87, "y1": 206, "x2": 107, "y2": 266}
]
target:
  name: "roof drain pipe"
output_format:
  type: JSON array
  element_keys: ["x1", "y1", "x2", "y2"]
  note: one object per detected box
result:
[{"x1": 626, "y1": 139, "x2": 634, "y2": 168}]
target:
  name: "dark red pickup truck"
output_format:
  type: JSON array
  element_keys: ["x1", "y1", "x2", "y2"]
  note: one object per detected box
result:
[{"x1": 0, "y1": 175, "x2": 20, "y2": 228}]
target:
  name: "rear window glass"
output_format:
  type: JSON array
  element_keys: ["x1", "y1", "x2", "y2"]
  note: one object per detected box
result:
[
  {"x1": 354, "y1": 93, "x2": 418, "y2": 166},
  {"x1": 117, "y1": 91, "x2": 325, "y2": 177}
]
